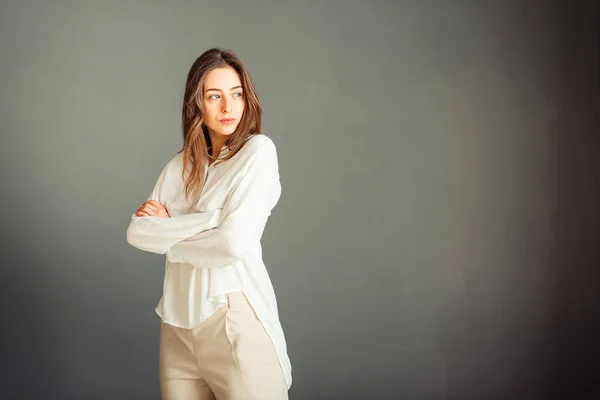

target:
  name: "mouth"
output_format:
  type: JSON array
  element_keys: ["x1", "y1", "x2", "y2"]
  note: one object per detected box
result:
[{"x1": 219, "y1": 118, "x2": 236, "y2": 123}]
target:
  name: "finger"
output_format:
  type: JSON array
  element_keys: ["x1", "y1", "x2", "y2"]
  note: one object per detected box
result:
[
  {"x1": 138, "y1": 204, "x2": 153, "y2": 214},
  {"x1": 144, "y1": 203, "x2": 159, "y2": 213},
  {"x1": 147, "y1": 200, "x2": 164, "y2": 209},
  {"x1": 143, "y1": 207, "x2": 157, "y2": 216}
]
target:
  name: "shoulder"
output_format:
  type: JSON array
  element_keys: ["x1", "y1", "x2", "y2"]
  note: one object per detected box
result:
[
  {"x1": 163, "y1": 152, "x2": 184, "y2": 171},
  {"x1": 242, "y1": 134, "x2": 277, "y2": 153},
  {"x1": 237, "y1": 134, "x2": 278, "y2": 163},
  {"x1": 155, "y1": 151, "x2": 185, "y2": 180}
]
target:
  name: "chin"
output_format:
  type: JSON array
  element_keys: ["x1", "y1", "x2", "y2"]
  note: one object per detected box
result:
[
  {"x1": 220, "y1": 126, "x2": 240, "y2": 136},
  {"x1": 218, "y1": 129, "x2": 237, "y2": 137}
]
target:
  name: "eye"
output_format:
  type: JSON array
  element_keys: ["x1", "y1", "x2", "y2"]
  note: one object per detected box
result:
[
  {"x1": 209, "y1": 94, "x2": 220, "y2": 100},
  {"x1": 233, "y1": 92, "x2": 243, "y2": 98}
]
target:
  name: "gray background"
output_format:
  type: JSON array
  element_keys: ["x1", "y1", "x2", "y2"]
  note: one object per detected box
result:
[{"x1": 1, "y1": 0, "x2": 599, "y2": 399}]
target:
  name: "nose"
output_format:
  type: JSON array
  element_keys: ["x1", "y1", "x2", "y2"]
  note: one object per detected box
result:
[{"x1": 222, "y1": 98, "x2": 232, "y2": 113}]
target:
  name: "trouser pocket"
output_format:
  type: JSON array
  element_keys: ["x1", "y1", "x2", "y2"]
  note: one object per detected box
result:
[{"x1": 224, "y1": 291, "x2": 284, "y2": 389}]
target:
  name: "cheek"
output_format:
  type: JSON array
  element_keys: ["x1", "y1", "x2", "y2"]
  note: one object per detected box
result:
[{"x1": 202, "y1": 105, "x2": 218, "y2": 122}]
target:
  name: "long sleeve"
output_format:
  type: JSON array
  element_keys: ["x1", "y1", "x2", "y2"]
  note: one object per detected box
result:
[
  {"x1": 165, "y1": 139, "x2": 281, "y2": 268},
  {"x1": 126, "y1": 161, "x2": 221, "y2": 254},
  {"x1": 126, "y1": 211, "x2": 221, "y2": 254}
]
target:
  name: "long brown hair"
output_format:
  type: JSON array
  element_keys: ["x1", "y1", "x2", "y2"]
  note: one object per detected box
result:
[{"x1": 179, "y1": 48, "x2": 262, "y2": 201}]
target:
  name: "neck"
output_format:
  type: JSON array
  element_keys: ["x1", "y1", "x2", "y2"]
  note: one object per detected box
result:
[{"x1": 208, "y1": 130, "x2": 226, "y2": 158}]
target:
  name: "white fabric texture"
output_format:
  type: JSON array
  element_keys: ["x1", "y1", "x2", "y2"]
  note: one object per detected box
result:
[{"x1": 126, "y1": 134, "x2": 291, "y2": 389}]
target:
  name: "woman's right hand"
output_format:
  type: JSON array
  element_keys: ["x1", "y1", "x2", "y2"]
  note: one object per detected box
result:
[{"x1": 135, "y1": 200, "x2": 170, "y2": 218}]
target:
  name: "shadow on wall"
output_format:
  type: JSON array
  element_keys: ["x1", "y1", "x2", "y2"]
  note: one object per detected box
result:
[
  {"x1": 1, "y1": 248, "x2": 72, "y2": 398},
  {"x1": 0, "y1": 246, "x2": 161, "y2": 399},
  {"x1": 550, "y1": 0, "x2": 600, "y2": 396},
  {"x1": 437, "y1": 2, "x2": 600, "y2": 398}
]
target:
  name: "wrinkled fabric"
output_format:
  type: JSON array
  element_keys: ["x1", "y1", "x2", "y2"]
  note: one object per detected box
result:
[
  {"x1": 159, "y1": 291, "x2": 288, "y2": 399},
  {"x1": 126, "y1": 134, "x2": 291, "y2": 389}
]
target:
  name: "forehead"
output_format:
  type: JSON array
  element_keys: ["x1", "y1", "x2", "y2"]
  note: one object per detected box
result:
[{"x1": 204, "y1": 67, "x2": 242, "y2": 90}]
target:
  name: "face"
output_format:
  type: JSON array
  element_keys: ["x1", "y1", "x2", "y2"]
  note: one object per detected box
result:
[{"x1": 201, "y1": 67, "x2": 245, "y2": 143}]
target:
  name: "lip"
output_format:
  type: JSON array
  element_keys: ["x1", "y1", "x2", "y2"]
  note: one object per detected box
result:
[{"x1": 219, "y1": 118, "x2": 236, "y2": 124}]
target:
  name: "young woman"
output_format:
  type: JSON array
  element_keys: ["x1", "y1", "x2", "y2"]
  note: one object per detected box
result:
[{"x1": 126, "y1": 48, "x2": 291, "y2": 400}]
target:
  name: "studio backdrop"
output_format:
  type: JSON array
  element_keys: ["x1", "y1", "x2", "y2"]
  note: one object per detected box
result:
[{"x1": 1, "y1": 1, "x2": 598, "y2": 399}]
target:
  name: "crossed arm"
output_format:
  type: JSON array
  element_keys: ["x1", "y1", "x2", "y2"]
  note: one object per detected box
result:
[
  {"x1": 126, "y1": 139, "x2": 281, "y2": 267},
  {"x1": 126, "y1": 209, "x2": 222, "y2": 254}
]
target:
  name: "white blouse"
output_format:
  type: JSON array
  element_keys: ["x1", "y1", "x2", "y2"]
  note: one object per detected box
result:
[{"x1": 126, "y1": 134, "x2": 292, "y2": 389}]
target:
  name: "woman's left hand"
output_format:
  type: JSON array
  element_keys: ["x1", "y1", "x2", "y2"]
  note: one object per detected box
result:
[{"x1": 135, "y1": 200, "x2": 170, "y2": 218}]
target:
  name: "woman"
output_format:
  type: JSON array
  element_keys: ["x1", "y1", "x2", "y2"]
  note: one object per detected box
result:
[{"x1": 126, "y1": 48, "x2": 291, "y2": 400}]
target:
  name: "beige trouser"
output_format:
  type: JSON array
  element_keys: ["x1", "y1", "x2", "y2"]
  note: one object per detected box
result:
[{"x1": 159, "y1": 290, "x2": 288, "y2": 400}]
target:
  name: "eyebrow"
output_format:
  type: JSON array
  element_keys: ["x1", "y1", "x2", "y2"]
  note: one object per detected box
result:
[{"x1": 205, "y1": 85, "x2": 243, "y2": 92}]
